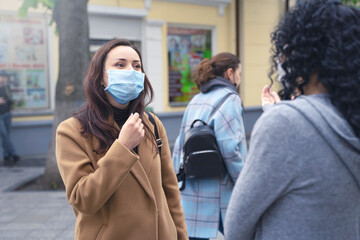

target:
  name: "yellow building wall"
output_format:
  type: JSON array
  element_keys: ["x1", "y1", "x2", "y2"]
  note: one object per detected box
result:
[
  {"x1": 2, "y1": 0, "x2": 287, "y2": 114},
  {"x1": 148, "y1": 1, "x2": 235, "y2": 53},
  {"x1": 241, "y1": 0, "x2": 284, "y2": 106},
  {"x1": 88, "y1": 0, "x2": 289, "y2": 109},
  {"x1": 148, "y1": 1, "x2": 237, "y2": 111},
  {"x1": 88, "y1": 0, "x2": 237, "y2": 112},
  {"x1": 2, "y1": 0, "x2": 237, "y2": 115}
]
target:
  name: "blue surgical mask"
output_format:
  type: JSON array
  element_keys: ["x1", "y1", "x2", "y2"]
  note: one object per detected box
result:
[{"x1": 105, "y1": 69, "x2": 145, "y2": 105}]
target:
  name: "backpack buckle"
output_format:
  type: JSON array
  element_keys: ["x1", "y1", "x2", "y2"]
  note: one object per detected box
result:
[{"x1": 156, "y1": 138, "x2": 162, "y2": 149}]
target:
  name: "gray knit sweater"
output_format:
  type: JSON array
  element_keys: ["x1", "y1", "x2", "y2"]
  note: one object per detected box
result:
[{"x1": 225, "y1": 94, "x2": 360, "y2": 240}]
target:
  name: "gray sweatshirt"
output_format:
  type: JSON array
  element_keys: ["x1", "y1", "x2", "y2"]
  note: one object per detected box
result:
[{"x1": 225, "y1": 94, "x2": 360, "y2": 240}]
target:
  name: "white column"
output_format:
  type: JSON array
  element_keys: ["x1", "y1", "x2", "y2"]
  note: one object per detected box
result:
[{"x1": 144, "y1": 19, "x2": 165, "y2": 113}]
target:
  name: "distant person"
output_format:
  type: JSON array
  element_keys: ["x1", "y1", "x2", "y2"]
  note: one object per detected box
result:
[
  {"x1": 56, "y1": 39, "x2": 188, "y2": 240},
  {"x1": 0, "y1": 70, "x2": 19, "y2": 166},
  {"x1": 172, "y1": 52, "x2": 247, "y2": 240},
  {"x1": 225, "y1": 1, "x2": 360, "y2": 240}
]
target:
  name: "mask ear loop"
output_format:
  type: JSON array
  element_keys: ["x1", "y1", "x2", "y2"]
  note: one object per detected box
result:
[{"x1": 103, "y1": 70, "x2": 108, "y2": 89}]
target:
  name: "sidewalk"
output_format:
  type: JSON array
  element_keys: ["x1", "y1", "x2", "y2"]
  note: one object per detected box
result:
[
  {"x1": 0, "y1": 163, "x2": 224, "y2": 240},
  {"x1": 0, "y1": 165, "x2": 75, "y2": 240}
]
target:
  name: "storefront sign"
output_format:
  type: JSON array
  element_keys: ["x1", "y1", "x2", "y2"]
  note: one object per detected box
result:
[
  {"x1": 0, "y1": 14, "x2": 49, "y2": 110},
  {"x1": 168, "y1": 27, "x2": 211, "y2": 106}
]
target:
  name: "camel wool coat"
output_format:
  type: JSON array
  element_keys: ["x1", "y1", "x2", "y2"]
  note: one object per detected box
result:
[{"x1": 56, "y1": 114, "x2": 188, "y2": 240}]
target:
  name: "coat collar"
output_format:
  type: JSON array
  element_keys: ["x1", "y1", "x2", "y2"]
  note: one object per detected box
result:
[{"x1": 200, "y1": 76, "x2": 238, "y2": 93}]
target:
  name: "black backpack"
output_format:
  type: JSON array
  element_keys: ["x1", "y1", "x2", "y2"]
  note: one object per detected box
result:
[{"x1": 177, "y1": 92, "x2": 235, "y2": 190}]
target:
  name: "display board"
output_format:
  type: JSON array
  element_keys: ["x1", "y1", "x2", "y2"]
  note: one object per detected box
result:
[
  {"x1": 0, "y1": 14, "x2": 49, "y2": 110},
  {"x1": 168, "y1": 27, "x2": 212, "y2": 106}
]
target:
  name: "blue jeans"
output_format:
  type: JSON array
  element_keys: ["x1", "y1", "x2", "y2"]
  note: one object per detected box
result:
[
  {"x1": 0, "y1": 112, "x2": 15, "y2": 158},
  {"x1": 189, "y1": 217, "x2": 224, "y2": 240}
]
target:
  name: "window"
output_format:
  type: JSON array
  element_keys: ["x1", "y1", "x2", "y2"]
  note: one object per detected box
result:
[
  {"x1": 168, "y1": 26, "x2": 212, "y2": 106},
  {"x1": 0, "y1": 14, "x2": 50, "y2": 111}
]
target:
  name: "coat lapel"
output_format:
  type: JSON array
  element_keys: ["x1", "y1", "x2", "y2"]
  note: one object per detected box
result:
[
  {"x1": 115, "y1": 116, "x2": 158, "y2": 202},
  {"x1": 130, "y1": 160, "x2": 156, "y2": 203}
]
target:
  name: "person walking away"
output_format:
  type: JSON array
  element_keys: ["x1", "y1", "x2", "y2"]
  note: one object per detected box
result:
[{"x1": 172, "y1": 52, "x2": 247, "y2": 240}]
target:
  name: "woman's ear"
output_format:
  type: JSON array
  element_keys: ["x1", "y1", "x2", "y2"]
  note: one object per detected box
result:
[{"x1": 225, "y1": 68, "x2": 233, "y2": 80}]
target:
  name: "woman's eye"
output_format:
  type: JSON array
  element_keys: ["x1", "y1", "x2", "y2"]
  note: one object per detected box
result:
[
  {"x1": 134, "y1": 65, "x2": 141, "y2": 69},
  {"x1": 115, "y1": 63, "x2": 124, "y2": 67}
]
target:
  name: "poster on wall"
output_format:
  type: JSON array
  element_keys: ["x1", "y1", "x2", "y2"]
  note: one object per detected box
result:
[
  {"x1": 168, "y1": 27, "x2": 212, "y2": 106},
  {"x1": 0, "y1": 14, "x2": 49, "y2": 110}
]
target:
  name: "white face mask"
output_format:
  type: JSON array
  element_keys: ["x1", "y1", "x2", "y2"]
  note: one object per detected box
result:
[{"x1": 277, "y1": 61, "x2": 286, "y2": 82}]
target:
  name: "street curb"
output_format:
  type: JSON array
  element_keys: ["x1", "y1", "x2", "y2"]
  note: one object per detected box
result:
[{"x1": 0, "y1": 167, "x2": 44, "y2": 192}]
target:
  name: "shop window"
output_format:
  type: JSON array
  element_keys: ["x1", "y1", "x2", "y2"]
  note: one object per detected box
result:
[
  {"x1": 167, "y1": 26, "x2": 212, "y2": 106},
  {"x1": 0, "y1": 14, "x2": 50, "y2": 111}
]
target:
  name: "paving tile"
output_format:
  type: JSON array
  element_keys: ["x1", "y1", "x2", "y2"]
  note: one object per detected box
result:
[
  {"x1": 0, "y1": 229, "x2": 29, "y2": 239},
  {"x1": 27, "y1": 230, "x2": 63, "y2": 238}
]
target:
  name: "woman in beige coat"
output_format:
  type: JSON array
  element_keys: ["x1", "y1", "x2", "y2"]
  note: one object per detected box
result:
[{"x1": 56, "y1": 39, "x2": 188, "y2": 240}]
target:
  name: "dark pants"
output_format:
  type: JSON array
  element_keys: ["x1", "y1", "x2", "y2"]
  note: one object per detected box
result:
[{"x1": 0, "y1": 112, "x2": 15, "y2": 158}]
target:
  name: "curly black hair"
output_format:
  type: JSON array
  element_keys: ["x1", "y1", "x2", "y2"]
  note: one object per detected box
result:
[{"x1": 269, "y1": 0, "x2": 360, "y2": 138}]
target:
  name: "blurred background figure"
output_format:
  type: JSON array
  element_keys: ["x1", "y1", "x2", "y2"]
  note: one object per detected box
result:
[
  {"x1": 0, "y1": 70, "x2": 19, "y2": 166},
  {"x1": 225, "y1": 1, "x2": 360, "y2": 240},
  {"x1": 172, "y1": 52, "x2": 247, "y2": 240}
]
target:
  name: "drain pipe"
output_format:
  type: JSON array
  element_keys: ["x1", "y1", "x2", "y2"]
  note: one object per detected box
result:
[{"x1": 235, "y1": 0, "x2": 240, "y2": 57}]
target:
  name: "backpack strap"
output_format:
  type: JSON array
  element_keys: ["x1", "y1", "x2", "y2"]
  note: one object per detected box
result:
[
  {"x1": 146, "y1": 112, "x2": 162, "y2": 155},
  {"x1": 206, "y1": 92, "x2": 236, "y2": 124}
]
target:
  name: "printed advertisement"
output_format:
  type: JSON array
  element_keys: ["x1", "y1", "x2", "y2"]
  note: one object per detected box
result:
[
  {"x1": 168, "y1": 27, "x2": 212, "y2": 106},
  {"x1": 0, "y1": 15, "x2": 49, "y2": 110}
]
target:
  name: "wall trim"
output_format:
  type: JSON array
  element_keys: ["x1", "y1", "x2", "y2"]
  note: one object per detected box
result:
[
  {"x1": 88, "y1": 4, "x2": 148, "y2": 18},
  {"x1": 154, "y1": 0, "x2": 231, "y2": 16},
  {"x1": 13, "y1": 110, "x2": 53, "y2": 117},
  {"x1": 12, "y1": 119, "x2": 53, "y2": 128},
  {"x1": 147, "y1": 19, "x2": 166, "y2": 27}
]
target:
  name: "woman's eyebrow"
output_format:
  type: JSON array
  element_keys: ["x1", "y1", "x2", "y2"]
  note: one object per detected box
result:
[
  {"x1": 114, "y1": 58, "x2": 127, "y2": 61},
  {"x1": 114, "y1": 58, "x2": 140, "y2": 63}
]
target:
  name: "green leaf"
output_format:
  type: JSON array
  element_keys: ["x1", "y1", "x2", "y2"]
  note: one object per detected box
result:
[
  {"x1": 39, "y1": 0, "x2": 56, "y2": 9},
  {"x1": 52, "y1": 181, "x2": 58, "y2": 190},
  {"x1": 18, "y1": 0, "x2": 39, "y2": 18},
  {"x1": 18, "y1": 5, "x2": 28, "y2": 18},
  {"x1": 342, "y1": 0, "x2": 360, "y2": 6},
  {"x1": 27, "y1": 0, "x2": 39, "y2": 8}
]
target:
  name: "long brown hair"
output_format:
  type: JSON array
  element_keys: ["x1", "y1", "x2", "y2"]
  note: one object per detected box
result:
[
  {"x1": 73, "y1": 39, "x2": 155, "y2": 154},
  {"x1": 192, "y1": 52, "x2": 240, "y2": 89}
]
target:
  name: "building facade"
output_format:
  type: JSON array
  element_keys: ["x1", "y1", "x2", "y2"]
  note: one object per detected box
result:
[{"x1": 0, "y1": 0, "x2": 293, "y2": 159}]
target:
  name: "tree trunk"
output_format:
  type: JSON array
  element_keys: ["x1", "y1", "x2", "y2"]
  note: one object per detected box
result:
[{"x1": 42, "y1": 0, "x2": 89, "y2": 188}]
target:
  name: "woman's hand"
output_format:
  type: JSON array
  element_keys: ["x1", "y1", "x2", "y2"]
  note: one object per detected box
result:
[
  {"x1": 261, "y1": 84, "x2": 281, "y2": 107},
  {"x1": 118, "y1": 112, "x2": 145, "y2": 150}
]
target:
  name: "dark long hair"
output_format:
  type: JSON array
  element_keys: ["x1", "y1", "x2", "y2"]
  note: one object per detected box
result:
[
  {"x1": 269, "y1": 0, "x2": 360, "y2": 138},
  {"x1": 192, "y1": 52, "x2": 240, "y2": 89},
  {"x1": 74, "y1": 39, "x2": 155, "y2": 154}
]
